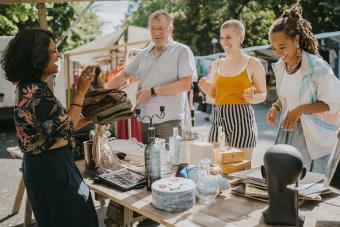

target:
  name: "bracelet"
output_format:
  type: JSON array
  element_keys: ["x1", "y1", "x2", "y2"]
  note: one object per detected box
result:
[
  {"x1": 71, "y1": 103, "x2": 83, "y2": 108},
  {"x1": 272, "y1": 103, "x2": 281, "y2": 112}
]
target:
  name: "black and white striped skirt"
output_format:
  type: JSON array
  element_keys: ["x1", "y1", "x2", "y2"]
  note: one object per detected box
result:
[{"x1": 208, "y1": 104, "x2": 257, "y2": 148}]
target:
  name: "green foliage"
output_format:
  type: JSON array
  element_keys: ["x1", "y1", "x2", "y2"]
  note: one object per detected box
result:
[
  {"x1": 240, "y1": 1, "x2": 275, "y2": 47},
  {"x1": 300, "y1": 0, "x2": 340, "y2": 33},
  {"x1": 127, "y1": 0, "x2": 340, "y2": 55},
  {"x1": 0, "y1": 3, "x2": 101, "y2": 52},
  {"x1": 58, "y1": 3, "x2": 102, "y2": 52},
  {"x1": 127, "y1": 0, "x2": 184, "y2": 28},
  {"x1": 173, "y1": 0, "x2": 228, "y2": 55},
  {"x1": 0, "y1": 4, "x2": 38, "y2": 35}
]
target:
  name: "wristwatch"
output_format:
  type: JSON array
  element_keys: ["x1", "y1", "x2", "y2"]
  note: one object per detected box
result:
[{"x1": 151, "y1": 87, "x2": 157, "y2": 97}]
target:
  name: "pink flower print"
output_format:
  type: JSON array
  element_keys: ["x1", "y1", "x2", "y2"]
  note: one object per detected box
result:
[
  {"x1": 23, "y1": 85, "x2": 39, "y2": 99},
  {"x1": 19, "y1": 110, "x2": 34, "y2": 125},
  {"x1": 16, "y1": 127, "x2": 30, "y2": 145},
  {"x1": 19, "y1": 98, "x2": 28, "y2": 107}
]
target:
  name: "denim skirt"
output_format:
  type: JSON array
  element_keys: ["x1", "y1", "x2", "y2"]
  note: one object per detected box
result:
[
  {"x1": 23, "y1": 145, "x2": 98, "y2": 227},
  {"x1": 275, "y1": 120, "x2": 330, "y2": 174}
]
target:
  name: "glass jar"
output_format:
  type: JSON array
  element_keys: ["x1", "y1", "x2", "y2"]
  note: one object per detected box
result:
[
  {"x1": 195, "y1": 158, "x2": 220, "y2": 204},
  {"x1": 195, "y1": 174, "x2": 219, "y2": 204}
]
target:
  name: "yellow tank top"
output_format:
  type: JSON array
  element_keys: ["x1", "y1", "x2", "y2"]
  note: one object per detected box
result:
[{"x1": 215, "y1": 62, "x2": 253, "y2": 105}]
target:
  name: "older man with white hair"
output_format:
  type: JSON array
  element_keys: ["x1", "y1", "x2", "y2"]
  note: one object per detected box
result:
[{"x1": 105, "y1": 10, "x2": 197, "y2": 144}]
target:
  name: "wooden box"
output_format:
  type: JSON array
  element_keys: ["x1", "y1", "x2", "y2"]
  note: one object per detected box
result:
[
  {"x1": 214, "y1": 147, "x2": 244, "y2": 164},
  {"x1": 106, "y1": 201, "x2": 124, "y2": 225},
  {"x1": 106, "y1": 201, "x2": 143, "y2": 226},
  {"x1": 218, "y1": 160, "x2": 251, "y2": 174}
]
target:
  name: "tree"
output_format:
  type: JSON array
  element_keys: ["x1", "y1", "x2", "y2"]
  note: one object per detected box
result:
[
  {"x1": 58, "y1": 3, "x2": 102, "y2": 51},
  {"x1": 256, "y1": 0, "x2": 340, "y2": 33},
  {"x1": 127, "y1": 0, "x2": 228, "y2": 55},
  {"x1": 127, "y1": 0, "x2": 184, "y2": 28},
  {"x1": 240, "y1": 1, "x2": 275, "y2": 47},
  {"x1": 0, "y1": 4, "x2": 38, "y2": 36},
  {"x1": 0, "y1": 3, "x2": 102, "y2": 52},
  {"x1": 127, "y1": 0, "x2": 339, "y2": 55},
  {"x1": 173, "y1": 0, "x2": 227, "y2": 55},
  {"x1": 300, "y1": 0, "x2": 340, "y2": 33}
]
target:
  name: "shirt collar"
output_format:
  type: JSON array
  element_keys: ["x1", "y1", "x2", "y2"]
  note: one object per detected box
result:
[{"x1": 148, "y1": 37, "x2": 174, "y2": 55}]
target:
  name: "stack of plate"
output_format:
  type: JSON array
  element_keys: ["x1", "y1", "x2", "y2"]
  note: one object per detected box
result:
[{"x1": 152, "y1": 177, "x2": 195, "y2": 212}]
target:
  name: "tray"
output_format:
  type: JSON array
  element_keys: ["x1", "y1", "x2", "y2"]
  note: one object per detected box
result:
[{"x1": 96, "y1": 168, "x2": 146, "y2": 191}]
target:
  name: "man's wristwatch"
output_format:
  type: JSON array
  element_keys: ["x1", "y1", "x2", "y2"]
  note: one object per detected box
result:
[{"x1": 151, "y1": 87, "x2": 156, "y2": 97}]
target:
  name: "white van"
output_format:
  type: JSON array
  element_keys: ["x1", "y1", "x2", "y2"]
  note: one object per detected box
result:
[
  {"x1": 0, "y1": 36, "x2": 15, "y2": 120},
  {"x1": 0, "y1": 36, "x2": 67, "y2": 120}
]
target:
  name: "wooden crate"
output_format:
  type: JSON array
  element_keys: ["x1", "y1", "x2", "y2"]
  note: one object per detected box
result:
[
  {"x1": 214, "y1": 147, "x2": 244, "y2": 164},
  {"x1": 104, "y1": 218, "x2": 119, "y2": 227},
  {"x1": 106, "y1": 201, "x2": 124, "y2": 225},
  {"x1": 217, "y1": 160, "x2": 251, "y2": 174},
  {"x1": 106, "y1": 201, "x2": 144, "y2": 226}
]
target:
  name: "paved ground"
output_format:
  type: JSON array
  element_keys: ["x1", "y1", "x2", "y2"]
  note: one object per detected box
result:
[{"x1": 0, "y1": 104, "x2": 278, "y2": 227}]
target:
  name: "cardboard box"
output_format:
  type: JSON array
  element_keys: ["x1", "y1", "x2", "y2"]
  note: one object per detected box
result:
[
  {"x1": 214, "y1": 147, "x2": 244, "y2": 164},
  {"x1": 218, "y1": 160, "x2": 251, "y2": 174}
]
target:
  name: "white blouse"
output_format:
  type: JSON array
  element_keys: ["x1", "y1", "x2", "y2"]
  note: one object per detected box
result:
[{"x1": 279, "y1": 69, "x2": 303, "y2": 111}]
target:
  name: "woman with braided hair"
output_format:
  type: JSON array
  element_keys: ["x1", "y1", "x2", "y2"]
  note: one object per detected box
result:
[{"x1": 266, "y1": 3, "x2": 340, "y2": 173}]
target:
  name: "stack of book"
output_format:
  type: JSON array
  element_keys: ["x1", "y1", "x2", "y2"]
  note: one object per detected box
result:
[{"x1": 229, "y1": 167, "x2": 332, "y2": 206}]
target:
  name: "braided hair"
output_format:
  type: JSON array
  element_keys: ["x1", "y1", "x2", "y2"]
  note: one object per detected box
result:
[{"x1": 269, "y1": 3, "x2": 320, "y2": 57}]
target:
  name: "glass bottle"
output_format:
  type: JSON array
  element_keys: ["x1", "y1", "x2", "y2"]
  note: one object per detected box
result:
[
  {"x1": 169, "y1": 127, "x2": 181, "y2": 165},
  {"x1": 145, "y1": 126, "x2": 161, "y2": 191},
  {"x1": 218, "y1": 126, "x2": 226, "y2": 150}
]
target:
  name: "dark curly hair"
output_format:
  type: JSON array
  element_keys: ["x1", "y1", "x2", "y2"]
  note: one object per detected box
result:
[
  {"x1": 269, "y1": 2, "x2": 320, "y2": 57},
  {"x1": 1, "y1": 28, "x2": 55, "y2": 83}
]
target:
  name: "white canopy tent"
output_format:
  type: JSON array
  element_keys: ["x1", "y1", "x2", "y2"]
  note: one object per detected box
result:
[
  {"x1": 67, "y1": 25, "x2": 151, "y2": 64},
  {"x1": 63, "y1": 25, "x2": 151, "y2": 107}
]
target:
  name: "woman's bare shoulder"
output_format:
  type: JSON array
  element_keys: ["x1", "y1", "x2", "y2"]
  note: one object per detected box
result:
[
  {"x1": 211, "y1": 58, "x2": 224, "y2": 68},
  {"x1": 247, "y1": 56, "x2": 261, "y2": 65}
]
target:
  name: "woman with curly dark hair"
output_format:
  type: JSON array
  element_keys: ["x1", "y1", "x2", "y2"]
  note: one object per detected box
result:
[
  {"x1": 266, "y1": 3, "x2": 340, "y2": 173},
  {"x1": 1, "y1": 28, "x2": 98, "y2": 227}
]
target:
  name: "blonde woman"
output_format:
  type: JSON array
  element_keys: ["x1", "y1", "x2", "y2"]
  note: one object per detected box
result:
[{"x1": 199, "y1": 19, "x2": 266, "y2": 161}]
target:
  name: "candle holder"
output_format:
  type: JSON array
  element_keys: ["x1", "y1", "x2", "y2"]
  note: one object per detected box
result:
[{"x1": 135, "y1": 106, "x2": 165, "y2": 126}]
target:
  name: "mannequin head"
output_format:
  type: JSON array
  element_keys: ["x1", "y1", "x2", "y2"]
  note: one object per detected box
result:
[{"x1": 261, "y1": 144, "x2": 306, "y2": 226}]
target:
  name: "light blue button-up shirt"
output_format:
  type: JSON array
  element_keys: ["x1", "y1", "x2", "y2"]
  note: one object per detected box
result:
[{"x1": 126, "y1": 40, "x2": 197, "y2": 124}]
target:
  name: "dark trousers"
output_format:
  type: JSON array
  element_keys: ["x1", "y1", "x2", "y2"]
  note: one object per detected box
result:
[{"x1": 23, "y1": 145, "x2": 98, "y2": 227}]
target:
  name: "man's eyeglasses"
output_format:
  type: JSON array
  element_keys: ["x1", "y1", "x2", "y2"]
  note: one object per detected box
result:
[{"x1": 150, "y1": 27, "x2": 169, "y2": 32}]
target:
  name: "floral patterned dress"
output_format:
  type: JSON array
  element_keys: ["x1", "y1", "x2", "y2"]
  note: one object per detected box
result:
[{"x1": 15, "y1": 81, "x2": 98, "y2": 227}]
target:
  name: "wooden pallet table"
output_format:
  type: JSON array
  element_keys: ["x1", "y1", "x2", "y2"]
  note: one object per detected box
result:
[{"x1": 83, "y1": 163, "x2": 340, "y2": 227}]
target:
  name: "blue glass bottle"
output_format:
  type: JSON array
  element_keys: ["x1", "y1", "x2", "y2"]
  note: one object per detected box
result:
[{"x1": 145, "y1": 126, "x2": 161, "y2": 191}]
